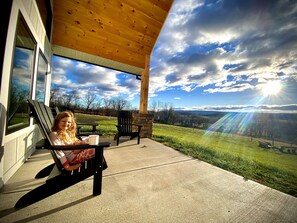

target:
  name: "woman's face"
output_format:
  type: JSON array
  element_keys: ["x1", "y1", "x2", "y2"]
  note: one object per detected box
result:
[{"x1": 58, "y1": 117, "x2": 72, "y2": 131}]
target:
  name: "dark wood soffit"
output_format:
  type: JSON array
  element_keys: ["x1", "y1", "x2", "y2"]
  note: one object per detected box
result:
[{"x1": 52, "y1": 0, "x2": 174, "y2": 71}]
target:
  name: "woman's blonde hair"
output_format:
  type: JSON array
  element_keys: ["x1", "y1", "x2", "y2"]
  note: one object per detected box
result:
[{"x1": 52, "y1": 111, "x2": 78, "y2": 143}]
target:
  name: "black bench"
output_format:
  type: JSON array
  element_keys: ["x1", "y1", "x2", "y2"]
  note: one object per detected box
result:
[
  {"x1": 15, "y1": 100, "x2": 110, "y2": 208},
  {"x1": 77, "y1": 123, "x2": 99, "y2": 134}
]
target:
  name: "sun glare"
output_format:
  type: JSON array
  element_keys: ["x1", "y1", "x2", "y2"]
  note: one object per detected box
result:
[{"x1": 261, "y1": 81, "x2": 282, "y2": 96}]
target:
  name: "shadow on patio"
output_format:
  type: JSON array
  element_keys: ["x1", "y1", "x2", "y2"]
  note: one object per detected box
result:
[{"x1": 0, "y1": 138, "x2": 297, "y2": 222}]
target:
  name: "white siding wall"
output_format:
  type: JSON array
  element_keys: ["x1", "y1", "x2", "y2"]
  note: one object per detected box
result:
[{"x1": 0, "y1": 0, "x2": 52, "y2": 188}]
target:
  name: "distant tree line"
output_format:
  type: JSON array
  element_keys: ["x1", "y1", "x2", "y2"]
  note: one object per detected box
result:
[
  {"x1": 50, "y1": 88, "x2": 297, "y2": 146},
  {"x1": 50, "y1": 88, "x2": 133, "y2": 116},
  {"x1": 150, "y1": 101, "x2": 297, "y2": 146},
  {"x1": 246, "y1": 113, "x2": 297, "y2": 146}
]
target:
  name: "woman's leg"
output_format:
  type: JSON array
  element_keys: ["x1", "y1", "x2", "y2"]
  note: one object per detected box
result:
[{"x1": 71, "y1": 149, "x2": 95, "y2": 163}]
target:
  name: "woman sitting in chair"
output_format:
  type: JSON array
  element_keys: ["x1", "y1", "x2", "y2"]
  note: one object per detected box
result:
[{"x1": 49, "y1": 111, "x2": 96, "y2": 171}]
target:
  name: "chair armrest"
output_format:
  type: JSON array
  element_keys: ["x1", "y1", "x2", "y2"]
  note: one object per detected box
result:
[
  {"x1": 115, "y1": 124, "x2": 142, "y2": 133},
  {"x1": 115, "y1": 124, "x2": 122, "y2": 130},
  {"x1": 116, "y1": 124, "x2": 142, "y2": 127},
  {"x1": 133, "y1": 124, "x2": 143, "y2": 128},
  {"x1": 49, "y1": 142, "x2": 110, "y2": 151}
]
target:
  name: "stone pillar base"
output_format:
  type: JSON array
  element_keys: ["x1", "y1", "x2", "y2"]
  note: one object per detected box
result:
[{"x1": 133, "y1": 113, "x2": 153, "y2": 138}]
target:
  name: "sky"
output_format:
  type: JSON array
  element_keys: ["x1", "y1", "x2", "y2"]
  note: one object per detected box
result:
[{"x1": 51, "y1": 0, "x2": 297, "y2": 113}]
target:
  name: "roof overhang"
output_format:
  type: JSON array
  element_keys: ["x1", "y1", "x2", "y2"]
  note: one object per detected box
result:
[{"x1": 52, "y1": 0, "x2": 174, "y2": 75}]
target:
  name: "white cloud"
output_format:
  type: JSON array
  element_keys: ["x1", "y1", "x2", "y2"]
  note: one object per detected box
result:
[
  {"x1": 52, "y1": 57, "x2": 138, "y2": 101},
  {"x1": 150, "y1": 0, "x2": 297, "y2": 98},
  {"x1": 52, "y1": 0, "x2": 297, "y2": 108},
  {"x1": 204, "y1": 83, "x2": 254, "y2": 93},
  {"x1": 176, "y1": 104, "x2": 297, "y2": 114}
]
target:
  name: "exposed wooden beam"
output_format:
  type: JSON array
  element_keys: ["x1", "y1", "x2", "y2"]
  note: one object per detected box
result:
[{"x1": 140, "y1": 54, "x2": 150, "y2": 113}]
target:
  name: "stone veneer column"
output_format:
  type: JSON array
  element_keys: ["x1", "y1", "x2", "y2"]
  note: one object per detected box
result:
[{"x1": 133, "y1": 113, "x2": 154, "y2": 138}]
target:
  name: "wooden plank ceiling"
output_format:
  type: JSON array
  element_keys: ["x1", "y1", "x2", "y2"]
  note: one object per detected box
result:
[{"x1": 52, "y1": 0, "x2": 174, "y2": 75}]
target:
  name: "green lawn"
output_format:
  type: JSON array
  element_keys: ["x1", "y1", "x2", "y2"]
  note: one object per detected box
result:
[
  {"x1": 153, "y1": 123, "x2": 297, "y2": 197},
  {"x1": 75, "y1": 114, "x2": 297, "y2": 197},
  {"x1": 153, "y1": 124, "x2": 297, "y2": 175},
  {"x1": 75, "y1": 113, "x2": 118, "y2": 136}
]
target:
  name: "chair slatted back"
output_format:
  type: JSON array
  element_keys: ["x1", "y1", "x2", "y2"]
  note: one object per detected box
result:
[
  {"x1": 118, "y1": 110, "x2": 133, "y2": 133},
  {"x1": 28, "y1": 99, "x2": 54, "y2": 146},
  {"x1": 51, "y1": 107, "x2": 60, "y2": 117},
  {"x1": 28, "y1": 100, "x2": 65, "y2": 170}
]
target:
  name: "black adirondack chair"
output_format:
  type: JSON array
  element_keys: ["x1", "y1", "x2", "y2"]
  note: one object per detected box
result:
[
  {"x1": 115, "y1": 110, "x2": 142, "y2": 145},
  {"x1": 15, "y1": 100, "x2": 110, "y2": 208}
]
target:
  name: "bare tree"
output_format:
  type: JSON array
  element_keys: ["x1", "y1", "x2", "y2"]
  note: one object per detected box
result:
[
  {"x1": 150, "y1": 100, "x2": 164, "y2": 112},
  {"x1": 93, "y1": 98, "x2": 102, "y2": 110},
  {"x1": 103, "y1": 98, "x2": 112, "y2": 109},
  {"x1": 150, "y1": 100, "x2": 164, "y2": 121},
  {"x1": 150, "y1": 100, "x2": 158, "y2": 112},
  {"x1": 160, "y1": 102, "x2": 175, "y2": 124},
  {"x1": 83, "y1": 90, "x2": 97, "y2": 111},
  {"x1": 63, "y1": 94, "x2": 73, "y2": 109},
  {"x1": 111, "y1": 98, "x2": 129, "y2": 111},
  {"x1": 50, "y1": 85, "x2": 60, "y2": 106},
  {"x1": 102, "y1": 98, "x2": 113, "y2": 116},
  {"x1": 72, "y1": 94, "x2": 81, "y2": 110}
]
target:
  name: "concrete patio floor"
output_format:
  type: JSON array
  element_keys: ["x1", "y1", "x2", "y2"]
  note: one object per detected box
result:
[{"x1": 0, "y1": 138, "x2": 297, "y2": 223}]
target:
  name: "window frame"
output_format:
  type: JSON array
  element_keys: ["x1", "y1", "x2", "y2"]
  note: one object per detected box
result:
[
  {"x1": 6, "y1": 12, "x2": 37, "y2": 135},
  {"x1": 35, "y1": 49, "x2": 48, "y2": 103}
]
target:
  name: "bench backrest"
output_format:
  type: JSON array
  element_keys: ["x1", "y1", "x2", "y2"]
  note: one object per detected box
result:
[{"x1": 118, "y1": 110, "x2": 133, "y2": 133}]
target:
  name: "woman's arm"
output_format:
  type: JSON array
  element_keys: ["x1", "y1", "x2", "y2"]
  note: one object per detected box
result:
[{"x1": 49, "y1": 132, "x2": 80, "y2": 171}]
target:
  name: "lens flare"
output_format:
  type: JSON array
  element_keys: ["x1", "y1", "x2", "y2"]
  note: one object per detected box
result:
[
  {"x1": 261, "y1": 81, "x2": 282, "y2": 96},
  {"x1": 204, "y1": 112, "x2": 255, "y2": 136}
]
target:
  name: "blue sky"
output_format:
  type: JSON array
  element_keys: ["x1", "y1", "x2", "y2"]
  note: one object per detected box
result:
[{"x1": 51, "y1": 0, "x2": 297, "y2": 113}]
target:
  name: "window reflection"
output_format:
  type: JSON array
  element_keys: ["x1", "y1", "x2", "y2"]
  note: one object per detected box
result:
[
  {"x1": 35, "y1": 51, "x2": 47, "y2": 102},
  {"x1": 7, "y1": 14, "x2": 36, "y2": 134}
]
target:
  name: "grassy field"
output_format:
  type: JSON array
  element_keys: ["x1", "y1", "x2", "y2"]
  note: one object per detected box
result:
[
  {"x1": 75, "y1": 113, "x2": 297, "y2": 197},
  {"x1": 153, "y1": 123, "x2": 297, "y2": 197},
  {"x1": 75, "y1": 113, "x2": 118, "y2": 136}
]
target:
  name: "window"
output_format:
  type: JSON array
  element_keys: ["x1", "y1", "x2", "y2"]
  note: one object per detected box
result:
[
  {"x1": 36, "y1": 0, "x2": 52, "y2": 41},
  {"x1": 6, "y1": 13, "x2": 36, "y2": 134},
  {"x1": 35, "y1": 50, "x2": 48, "y2": 102}
]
